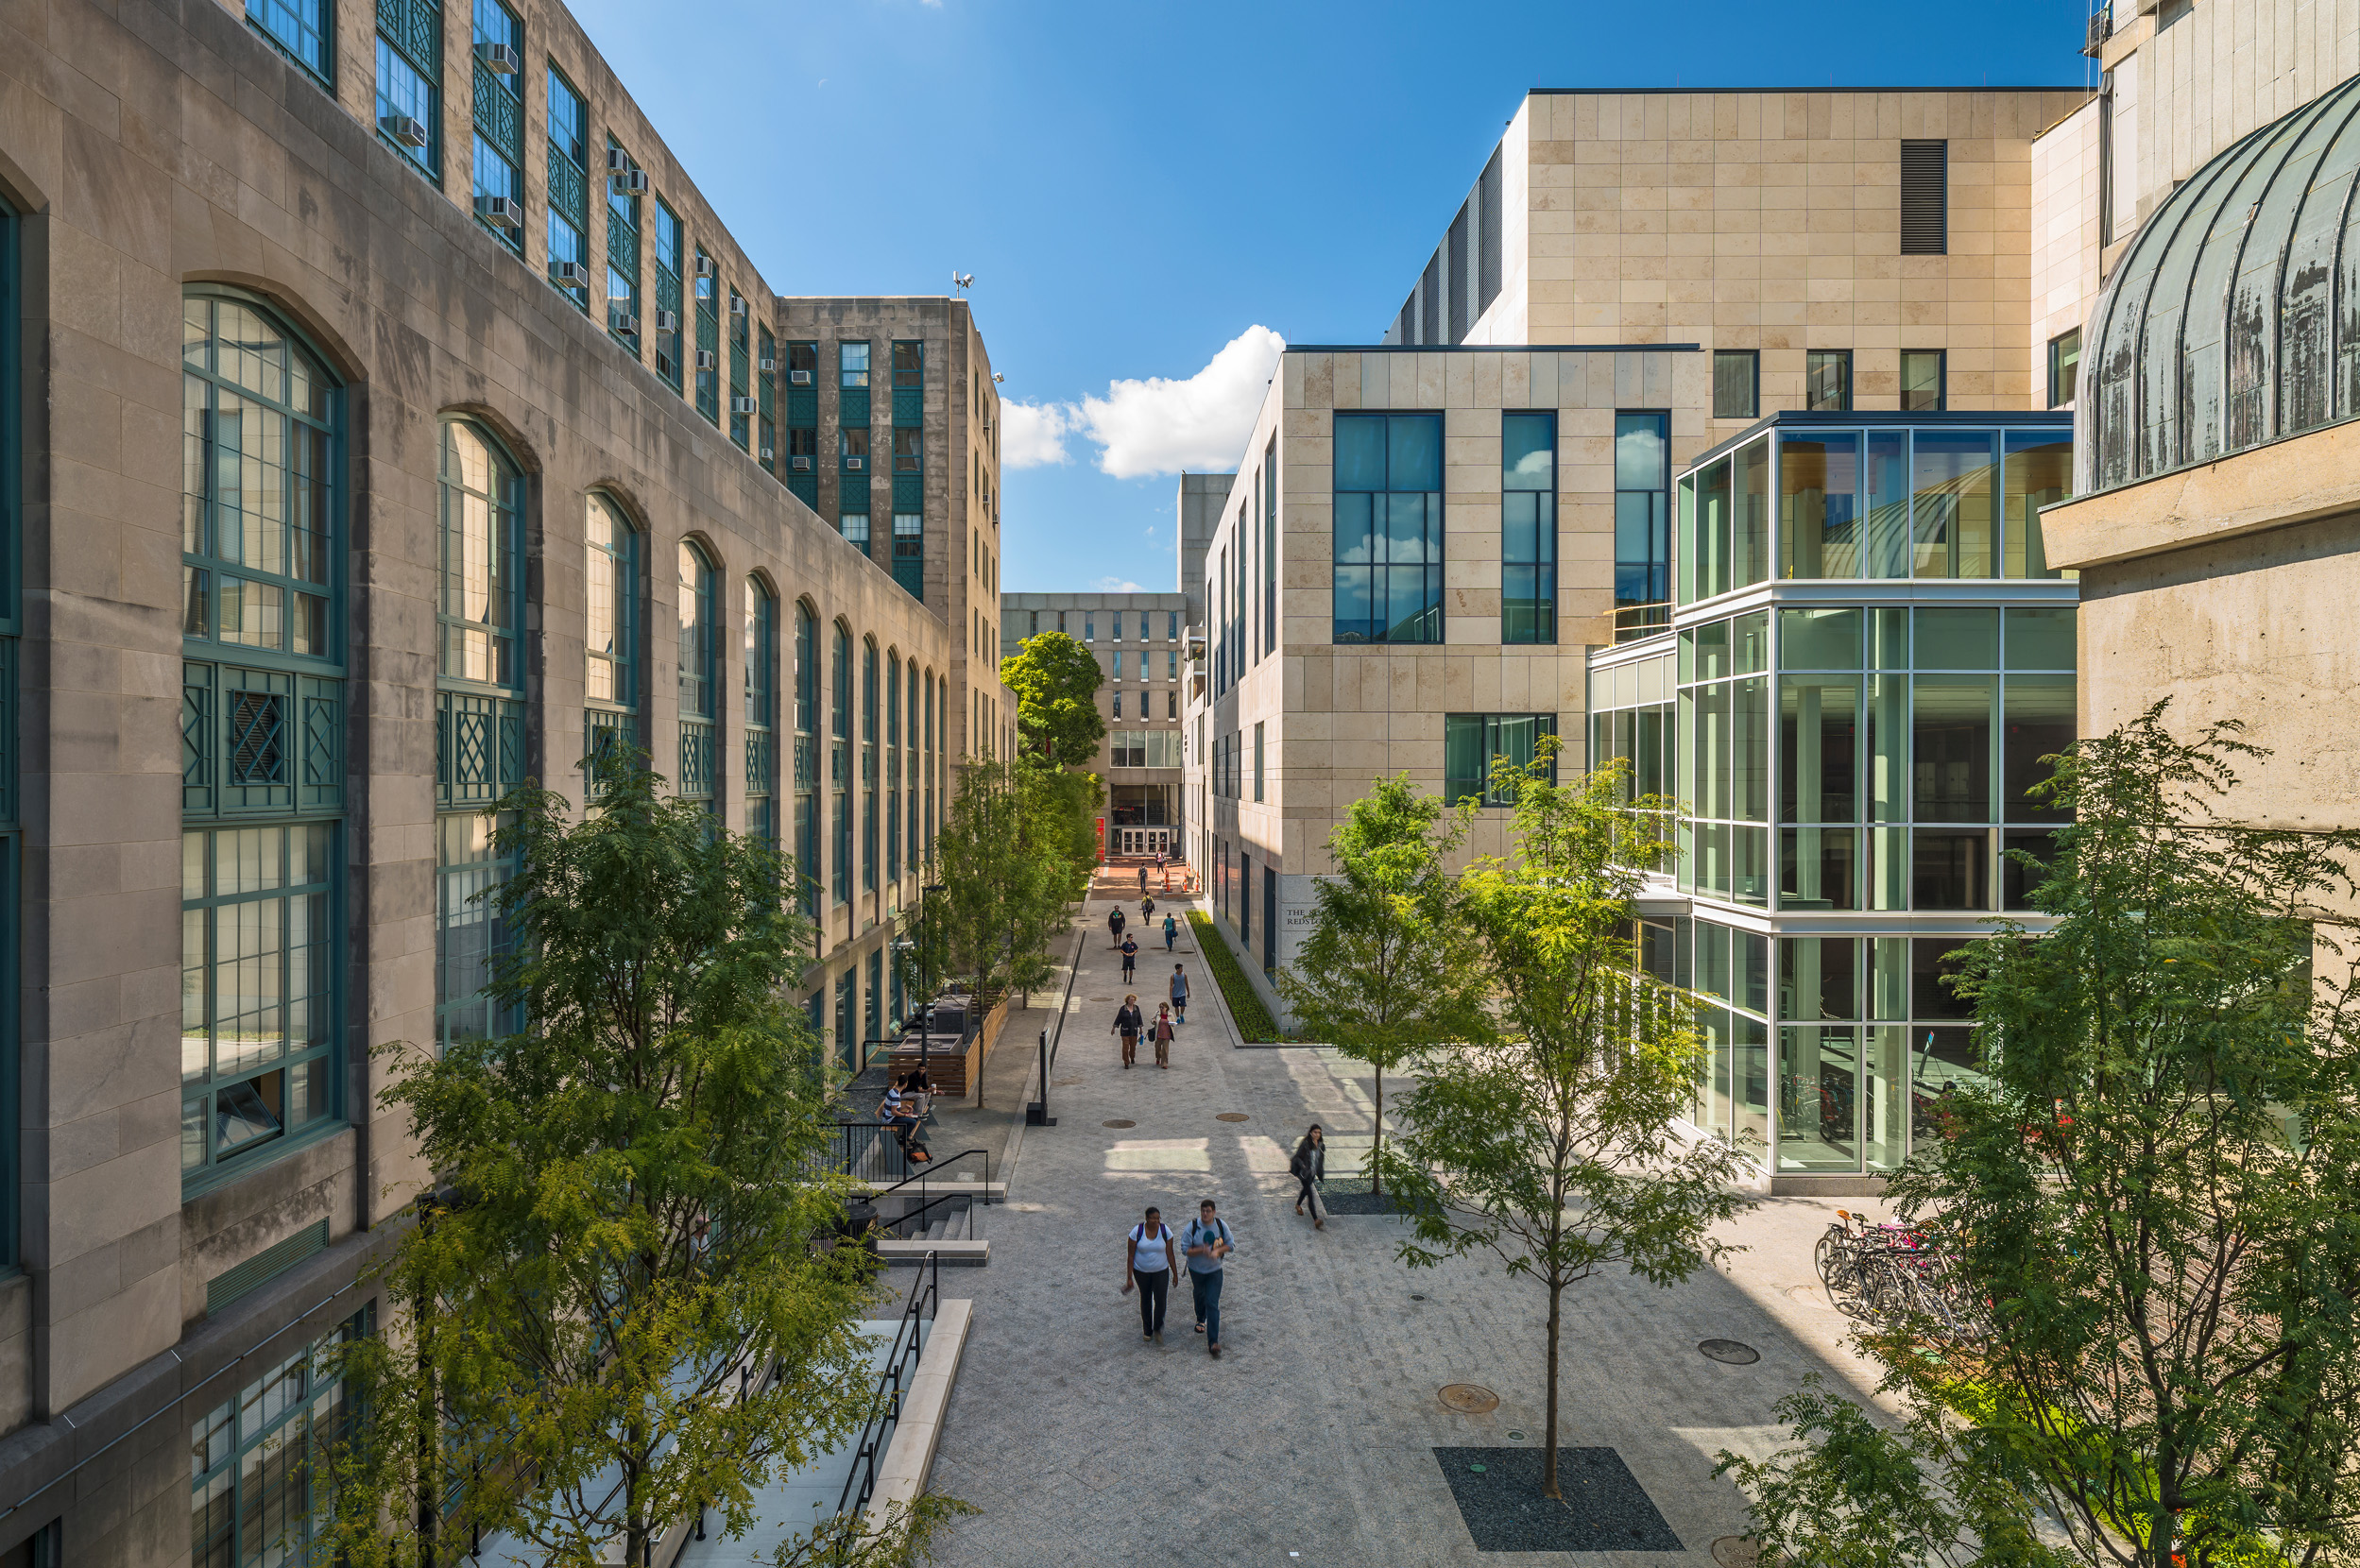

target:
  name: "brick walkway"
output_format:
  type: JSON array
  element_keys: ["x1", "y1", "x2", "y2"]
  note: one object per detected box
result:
[{"x1": 921, "y1": 886, "x2": 1897, "y2": 1567}]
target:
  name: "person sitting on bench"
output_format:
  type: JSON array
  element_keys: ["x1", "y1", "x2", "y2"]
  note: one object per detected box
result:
[{"x1": 880, "y1": 1073, "x2": 929, "y2": 1161}]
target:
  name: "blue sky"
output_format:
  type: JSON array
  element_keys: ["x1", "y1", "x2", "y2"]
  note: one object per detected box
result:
[{"x1": 569, "y1": 0, "x2": 2097, "y2": 596}]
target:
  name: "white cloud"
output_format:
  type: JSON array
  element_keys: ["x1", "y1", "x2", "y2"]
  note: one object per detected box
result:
[
  {"x1": 1089, "y1": 575, "x2": 1146, "y2": 593},
  {"x1": 1001, "y1": 401, "x2": 1072, "y2": 469},
  {"x1": 997, "y1": 326, "x2": 1287, "y2": 480},
  {"x1": 1074, "y1": 326, "x2": 1286, "y2": 479}
]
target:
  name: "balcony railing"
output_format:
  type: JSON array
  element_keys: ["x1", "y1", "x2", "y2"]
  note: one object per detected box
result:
[{"x1": 1613, "y1": 602, "x2": 1672, "y2": 643}]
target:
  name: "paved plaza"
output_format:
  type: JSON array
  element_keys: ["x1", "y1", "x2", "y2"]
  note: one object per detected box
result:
[{"x1": 919, "y1": 883, "x2": 1898, "y2": 1567}]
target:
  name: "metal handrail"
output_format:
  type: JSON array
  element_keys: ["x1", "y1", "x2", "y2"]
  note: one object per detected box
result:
[
  {"x1": 835, "y1": 1249, "x2": 939, "y2": 1517},
  {"x1": 871, "y1": 1147, "x2": 993, "y2": 1203}
]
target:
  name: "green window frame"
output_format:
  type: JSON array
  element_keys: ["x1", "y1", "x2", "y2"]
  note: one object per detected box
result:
[
  {"x1": 436, "y1": 420, "x2": 526, "y2": 1051},
  {"x1": 758, "y1": 323, "x2": 777, "y2": 472},
  {"x1": 885, "y1": 650, "x2": 901, "y2": 881},
  {"x1": 470, "y1": 0, "x2": 524, "y2": 255},
  {"x1": 375, "y1": 0, "x2": 441, "y2": 177},
  {"x1": 729, "y1": 287, "x2": 751, "y2": 450},
  {"x1": 653, "y1": 202, "x2": 684, "y2": 390},
  {"x1": 0, "y1": 198, "x2": 16, "y2": 1269},
  {"x1": 1501, "y1": 411, "x2": 1557, "y2": 645},
  {"x1": 831, "y1": 622, "x2": 852, "y2": 905},
  {"x1": 677, "y1": 540, "x2": 717, "y2": 801},
  {"x1": 891, "y1": 339, "x2": 923, "y2": 427},
  {"x1": 605, "y1": 140, "x2": 642, "y2": 355},
  {"x1": 794, "y1": 601, "x2": 819, "y2": 916},
  {"x1": 191, "y1": 1309, "x2": 368, "y2": 1568},
  {"x1": 744, "y1": 579, "x2": 777, "y2": 842},
  {"x1": 1444, "y1": 712, "x2": 1558, "y2": 808},
  {"x1": 862, "y1": 639, "x2": 879, "y2": 893},
  {"x1": 180, "y1": 824, "x2": 337, "y2": 1182},
  {"x1": 1331, "y1": 412, "x2": 1443, "y2": 645},
  {"x1": 545, "y1": 65, "x2": 589, "y2": 312},
  {"x1": 694, "y1": 249, "x2": 720, "y2": 425},
  {"x1": 584, "y1": 492, "x2": 639, "y2": 785},
  {"x1": 248, "y1": 0, "x2": 333, "y2": 84},
  {"x1": 840, "y1": 341, "x2": 872, "y2": 428}
]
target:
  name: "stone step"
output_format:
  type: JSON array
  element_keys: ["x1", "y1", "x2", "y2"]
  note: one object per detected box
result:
[{"x1": 876, "y1": 1238, "x2": 988, "y2": 1266}]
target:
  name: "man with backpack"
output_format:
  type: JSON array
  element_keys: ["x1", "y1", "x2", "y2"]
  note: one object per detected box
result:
[
  {"x1": 1184, "y1": 1199, "x2": 1235, "y2": 1357},
  {"x1": 1170, "y1": 963, "x2": 1189, "y2": 1025}
]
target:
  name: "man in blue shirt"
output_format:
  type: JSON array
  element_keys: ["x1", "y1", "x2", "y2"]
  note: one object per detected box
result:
[
  {"x1": 1170, "y1": 963, "x2": 1189, "y2": 1026},
  {"x1": 1184, "y1": 1198, "x2": 1235, "y2": 1357}
]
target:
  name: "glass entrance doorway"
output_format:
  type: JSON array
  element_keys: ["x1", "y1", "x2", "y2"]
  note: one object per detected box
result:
[{"x1": 1115, "y1": 827, "x2": 1173, "y2": 857}]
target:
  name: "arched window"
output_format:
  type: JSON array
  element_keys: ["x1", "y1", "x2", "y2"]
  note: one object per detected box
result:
[
  {"x1": 885, "y1": 650, "x2": 901, "y2": 882},
  {"x1": 904, "y1": 658, "x2": 920, "y2": 886},
  {"x1": 435, "y1": 418, "x2": 527, "y2": 1053},
  {"x1": 179, "y1": 289, "x2": 347, "y2": 1185},
  {"x1": 830, "y1": 622, "x2": 852, "y2": 905},
  {"x1": 584, "y1": 493, "x2": 640, "y2": 781},
  {"x1": 862, "y1": 639, "x2": 879, "y2": 893},
  {"x1": 794, "y1": 601, "x2": 819, "y2": 915},
  {"x1": 744, "y1": 578, "x2": 777, "y2": 845},
  {"x1": 676, "y1": 540, "x2": 717, "y2": 801}
]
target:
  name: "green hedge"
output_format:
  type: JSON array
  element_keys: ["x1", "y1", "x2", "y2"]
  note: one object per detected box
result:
[{"x1": 1187, "y1": 911, "x2": 1287, "y2": 1043}]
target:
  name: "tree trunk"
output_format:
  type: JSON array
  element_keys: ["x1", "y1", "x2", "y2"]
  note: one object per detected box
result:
[
  {"x1": 1542, "y1": 1278, "x2": 1564, "y2": 1499},
  {"x1": 1371, "y1": 1065, "x2": 1384, "y2": 1198}
]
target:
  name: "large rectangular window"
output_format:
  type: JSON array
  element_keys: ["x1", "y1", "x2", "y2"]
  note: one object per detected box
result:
[
  {"x1": 470, "y1": 0, "x2": 523, "y2": 254},
  {"x1": 375, "y1": 0, "x2": 441, "y2": 177},
  {"x1": 1901, "y1": 350, "x2": 1946, "y2": 412},
  {"x1": 1805, "y1": 349, "x2": 1852, "y2": 412},
  {"x1": 1778, "y1": 433, "x2": 1861, "y2": 579},
  {"x1": 2046, "y1": 328, "x2": 2081, "y2": 409},
  {"x1": 544, "y1": 66, "x2": 588, "y2": 312},
  {"x1": 1444, "y1": 713, "x2": 1557, "y2": 808},
  {"x1": 1713, "y1": 350, "x2": 1758, "y2": 419},
  {"x1": 181, "y1": 825, "x2": 336, "y2": 1180},
  {"x1": 1614, "y1": 412, "x2": 1669, "y2": 630},
  {"x1": 1501, "y1": 412, "x2": 1556, "y2": 644},
  {"x1": 729, "y1": 287, "x2": 751, "y2": 451},
  {"x1": 191, "y1": 1310, "x2": 367, "y2": 1568},
  {"x1": 249, "y1": 0, "x2": 332, "y2": 82},
  {"x1": 653, "y1": 203, "x2": 683, "y2": 390},
  {"x1": 1331, "y1": 413, "x2": 1443, "y2": 644},
  {"x1": 694, "y1": 249, "x2": 719, "y2": 425},
  {"x1": 605, "y1": 141, "x2": 641, "y2": 354}
]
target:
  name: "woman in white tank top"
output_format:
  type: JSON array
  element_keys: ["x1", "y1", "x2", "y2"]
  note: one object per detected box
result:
[{"x1": 1120, "y1": 1205, "x2": 1179, "y2": 1343}]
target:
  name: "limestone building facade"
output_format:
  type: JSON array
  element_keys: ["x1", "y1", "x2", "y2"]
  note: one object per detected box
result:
[
  {"x1": 1000, "y1": 592, "x2": 1190, "y2": 860},
  {"x1": 0, "y1": 0, "x2": 1008, "y2": 1559}
]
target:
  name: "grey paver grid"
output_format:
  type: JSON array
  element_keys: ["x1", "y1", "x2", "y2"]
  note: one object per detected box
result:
[{"x1": 921, "y1": 888, "x2": 1903, "y2": 1568}]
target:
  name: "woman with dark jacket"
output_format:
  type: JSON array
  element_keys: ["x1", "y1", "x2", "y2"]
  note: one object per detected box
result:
[
  {"x1": 1290, "y1": 1124, "x2": 1327, "y2": 1230},
  {"x1": 1111, "y1": 995, "x2": 1145, "y2": 1067}
]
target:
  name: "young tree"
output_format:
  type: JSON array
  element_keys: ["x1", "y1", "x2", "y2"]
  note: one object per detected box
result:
[
  {"x1": 1371, "y1": 743, "x2": 1754, "y2": 1501},
  {"x1": 1721, "y1": 708, "x2": 2360, "y2": 1568},
  {"x1": 328, "y1": 762, "x2": 953, "y2": 1568},
  {"x1": 931, "y1": 760, "x2": 1077, "y2": 1007},
  {"x1": 1000, "y1": 631, "x2": 1106, "y2": 768},
  {"x1": 1276, "y1": 774, "x2": 1489, "y2": 1195}
]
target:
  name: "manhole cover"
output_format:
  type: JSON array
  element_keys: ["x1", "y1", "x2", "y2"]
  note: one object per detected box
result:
[
  {"x1": 1410, "y1": 1294, "x2": 1426, "y2": 1302},
  {"x1": 1215, "y1": 1112, "x2": 1250, "y2": 1122},
  {"x1": 1713, "y1": 1537, "x2": 1764, "y2": 1568},
  {"x1": 1103, "y1": 1119, "x2": 1136, "y2": 1129},
  {"x1": 1700, "y1": 1338, "x2": 1761, "y2": 1365},
  {"x1": 1438, "y1": 1384, "x2": 1499, "y2": 1414},
  {"x1": 1506, "y1": 1430, "x2": 1525, "y2": 1440}
]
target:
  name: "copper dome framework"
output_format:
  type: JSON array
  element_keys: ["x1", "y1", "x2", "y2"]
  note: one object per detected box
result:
[{"x1": 2082, "y1": 72, "x2": 2360, "y2": 494}]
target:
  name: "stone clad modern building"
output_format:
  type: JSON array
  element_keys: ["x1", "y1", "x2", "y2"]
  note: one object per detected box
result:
[
  {"x1": 0, "y1": 0, "x2": 1008, "y2": 1559},
  {"x1": 1000, "y1": 591, "x2": 1190, "y2": 859},
  {"x1": 1183, "y1": 85, "x2": 2090, "y2": 1026}
]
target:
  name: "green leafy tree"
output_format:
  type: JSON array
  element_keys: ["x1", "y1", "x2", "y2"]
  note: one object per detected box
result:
[
  {"x1": 1720, "y1": 708, "x2": 2360, "y2": 1568},
  {"x1": 1372, "y1": 743, "x2": 1754, "y2": 1500},
  {"x1": 931, "y1": 760, "x2": 1078, "y2": 1007},
  {"x1": 1276, "y1": 774, "x2": 1490, "y2": 1195},
  {"x1": 1000, "y1": 631, "x2": 1106, "y2": 768},
  {"x1": 328, "y1": 762, "x2": 955, "y2": 1568}
]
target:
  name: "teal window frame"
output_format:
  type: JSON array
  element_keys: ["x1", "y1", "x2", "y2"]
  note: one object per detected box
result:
[
  {"x1": 191, "y1": 1309, "x2": 368, "y2": 1568},
  {"x1": 794, "y1": 602, "x2": 820, "y2": 916},
  {"x1": 744, "y1": 577, "x2": 777, "y2": 851},
  {"x1": 831, "y1": 623, "x2": 852, "y2": 904},
  {"x1": 605, "y1": 140, "x2": 641, "y2": 356},
  {"x1": 248, "y1": 0, "x2": 333, "y2": 83},
  {"x1": 435, "y1": 419, "x2": 527, "y2": 1051},
  {"x1": 1501, "y1": 411, "x2": 1557, "y2": 645},
  {"x1": 545, "y1": 65, "x2": 589, "y2": 312},
  {"x1": 862, "y1": 639, "x2": 879, "y2": 894},
  {"x1": 470, "y1": 0, "x2": 523, "y2": 255},
  {"x1": 1330, "y1": 412, "x2": 1444, "y2": 645},
  {"x1": 677, "y1": 540, "x2": 717, "y2": 801},
  {"x1": 0, "y1": 202, "x2": 19, "y2": 1268},
  {"x1": 374, "y1": 0, "x2": 442, "y2": 177},
  {"x1": 584, "y1": 492, "x2": 639, "y2": 786},
  {"x1": 729, "y1": 287, "x2": 751, "y2": 450},
  {"x1": 885, "y1": 650, "x2": 901, "y2": 881},
  {"x1": 653, "y1": 202, "x2": 684, "y2": 389},
  {"x1": 758, "y1": 323, "x2": 777, "y2": 472},
  {"x1": 1444, "y1": 712, "x2": 1558, "y2": 808},
  {"x1": 694, "y1": 249, "x2": 720, "y2": 425}
]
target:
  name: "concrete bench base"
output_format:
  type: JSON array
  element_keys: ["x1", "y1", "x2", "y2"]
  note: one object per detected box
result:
[
  {"x1": 875, "y1": 1239, "x2": 989, "y2": 1266},
  {"x1": 862, "y1": 1299, "x2": 972, "y2": 1539}
]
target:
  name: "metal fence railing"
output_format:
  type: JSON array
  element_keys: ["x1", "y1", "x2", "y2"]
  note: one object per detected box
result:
[{"x1": 835, "y1": 1249, "x2": 940, "y2": 1518}]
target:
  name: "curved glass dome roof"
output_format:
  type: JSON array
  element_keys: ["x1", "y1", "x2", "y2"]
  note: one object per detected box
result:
[{"x1": 2083, "y1": 71, "x2": 2360, "y2": 493}]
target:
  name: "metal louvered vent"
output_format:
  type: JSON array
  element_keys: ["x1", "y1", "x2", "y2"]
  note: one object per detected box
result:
[
  {"x1": 1901, "y1": 140, "x2": 1948, "y2": 255},
  {"x1": 1421, "y1": 252, "x2": 1442, "y2": 345},
  {"x1": 1448, "y1": 203, "x2": 1471, "y2": 343},
  {"x1": 1479, "y1": 148, "x2": 1504, "y2": 316},
  {"x1": 207, "y1": 1219, "x2": 330, "y2": 1316}
]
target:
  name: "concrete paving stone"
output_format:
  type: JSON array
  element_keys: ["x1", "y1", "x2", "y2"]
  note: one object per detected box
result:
[{"x1": 920, "y1": 889, "x2": 1898, "y2": 1566}]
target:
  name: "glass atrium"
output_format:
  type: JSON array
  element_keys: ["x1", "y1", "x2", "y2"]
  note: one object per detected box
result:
[{"x1": 1591, "y1": 411, "x2": 2076, "y2": 1177}]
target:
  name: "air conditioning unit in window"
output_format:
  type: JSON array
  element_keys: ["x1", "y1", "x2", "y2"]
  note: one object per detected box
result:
[
  {"x1": 728, "y1": 296, "x2": 748, "y2": 316},
  {"x1": 760, "y1": 446, "x2": 775, "y2": 461},
  {"x1": 759, "y1": 356, "x2": 778, "y2": 373},
  {"x1": 474, "y1": 195, "x2": 522, "y2": 228},
  {"x1": 694, "y1": 349, "x2": 717, "y2": 370},
  {"x1": 652, "y1": 309, "x2": 680, "y2": 332},
  {"x1": 380, "y1": 114, "x2": 429, "y2": 147},
  {"x1": 613, "y1": 169, "x2": 650, "y2": 195},
  {"x1": 475, "y1": 41, "x2": 521, "y2": 72},
  {"x1": 694, "y1": 254, "x2": 719, "y2": 277},
  {"x1": 610, "y1": 313, "x2": 640, "y2": 337},
  {"x1": 846, "y1": 456, "x2": 864, "y2": 470},
  {"x1": 730, "y1": 396, "x2": 757, "y2": 415},
  {"x1": 790, "y1": 369, "x2": 812, "y2": 385},
  {"x1": 549, "y1": 260, "x2": 590, "y2": 287},
  {"x1": 606, "y1": 147, "x2": 632, "y2": 171},
  {"x1": 792, "y1": 455, "x2": 812, "y2": 470}
]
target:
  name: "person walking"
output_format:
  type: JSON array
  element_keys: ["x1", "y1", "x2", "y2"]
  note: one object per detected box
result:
[
  {"x1": 1120, "y1": 1206, "x2": 1179, "y2": 1344},
  {"x1": 1152, "y1": 1003, "x2": 1175, "y2": 1068},
  {"x1": 1291, "y1": 1124, "x2": 1327, "y2": 1230},
  {"x1": 1137, "y1": 863, "x2": 1150, "y2": 897},
  {"x1": 1170, "y1": 963, "x2": 1189, "y2": 1025},
  {"x1": 1162, "y1": 912, "x2": 1179, "y2": 952},
  {"x1": 1140, "y1": 892, "x2": 1155, "y2": 921},
  {"x1": 1107, "y1": 904, "x2": 1127, "y2": 949},
  {"x1": 1112, "y1": 994, "x2": 1144, "y2": 1067},
  {"x1": 1184, "y1": 1199, "x2": 1235, "y2": 1357},
  {"x1": 1120, "y1": 934, "x2": 1139, "y2": 984}
]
